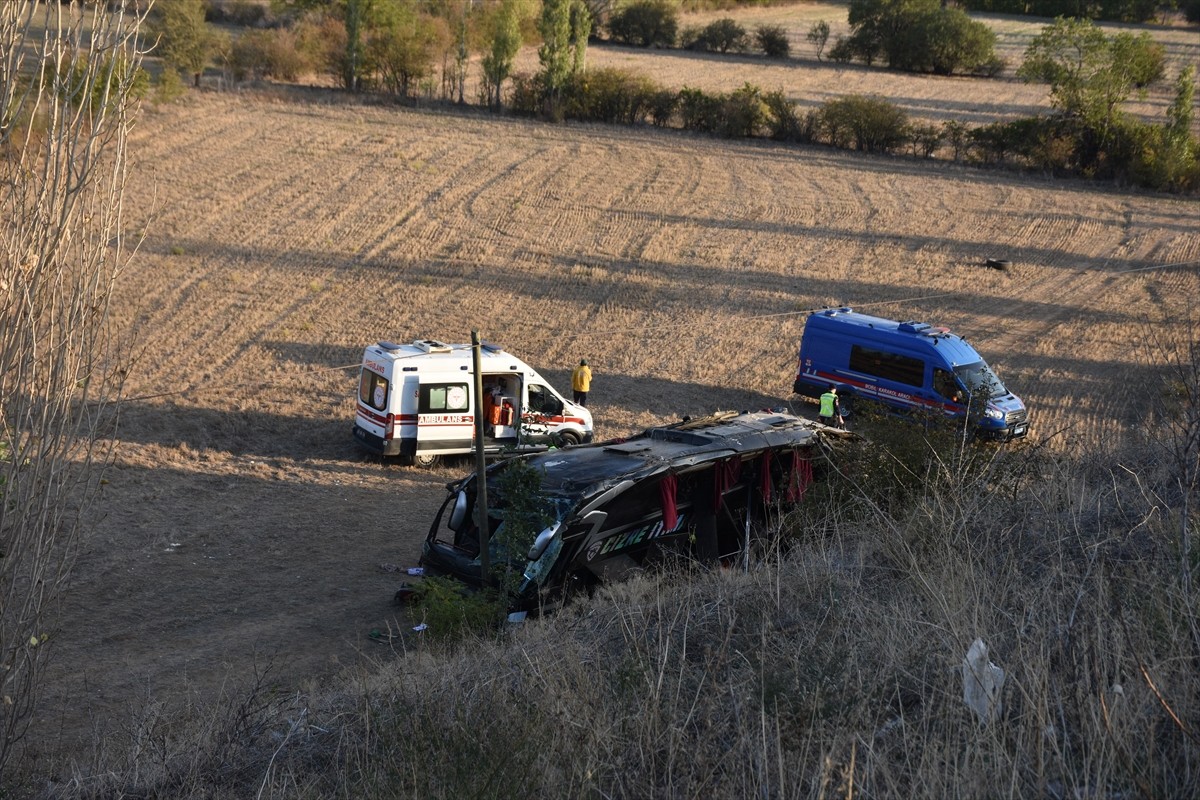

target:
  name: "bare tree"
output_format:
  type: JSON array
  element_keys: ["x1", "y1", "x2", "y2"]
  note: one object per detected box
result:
[{"x1": 0, "y1": 0, "x2": 148, "y2": 773}]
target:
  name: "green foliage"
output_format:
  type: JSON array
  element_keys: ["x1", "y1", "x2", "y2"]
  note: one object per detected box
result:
[
  {"x1": 842, "y1": 0, "x2": 997, "y2": 75},
  {"x1": 154, "y1": 67, "x2": 187, "y2": 103},
  {"x1": 480, "y1": 0, "x2": 524, "y2": 109},
  {"x1": 153, "y1": 0, "x2": 222, "y2": 87},
  {"x1": 489, "y1": 460, "x2": 555, "y2": 596},
  {"x1": 806, "y1": 20, "x2": 830, "y2": 61},
  {"x1": 817, "y1": 94, "x2": 909, "y2": 154},
  {"x1": 539, "y1": 0, "x2": 589, "y2": 114},
  {"x1": 647, "y1": 88, "x2": 679, "y2": 126},
  {"x1": 564, "y1": 66, "x2": 659, "y2": 123},
  {"x1": 763, "y1": 89, "x2": 807, "y2": 141},
  {"x1": 678, "y1": 86, "x2": 722, "y2": 132},
  {"x1": 412, "y1": 576, "x2": 505, "y2": 640},
  {"x1": 1133, "y1": 66, "x2": 1200, "y2": 192},
  {"x1": 1018, "y1": 19, "x2": 1156, "y2": 129},
  {"x1": 1109, "y1": 30, "x2": 1165, "y2": 88},
  {"x1": 606, "y1": 0, "x2": 678, "y2": 47},
  {"x1": 685, "y1": 18, "x2": 747, "y2": 53},
  {"x1": 1017, "y1": 18, "x2": 1166, "y2": 173},
  {"x1": 961, "y1": 0, "x2": 1161, "y2": 23},
  {"x1": 754, "y1": 24, "x2": 789, "y2": 59},
  {"x1": 368, "y1": 4, "x2": 447, "y2": 97}
]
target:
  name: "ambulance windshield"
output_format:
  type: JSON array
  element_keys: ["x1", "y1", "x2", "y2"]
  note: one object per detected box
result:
[{"x1": 955, "y1": 361, "x2": 1007, "y2": 399}]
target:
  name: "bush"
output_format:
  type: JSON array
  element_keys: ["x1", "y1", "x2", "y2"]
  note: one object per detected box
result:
[
  {"x1": 818, "y1": 94, "x2": 910, "y2": 154},
  {"x1": 606, "y1": 0, "x2": 678, "y2": 47},
  {"x1": 716, "y1": 83, "x2": 765, "y2": 138},
  {"x1": 755, "y1": 24, "x2": 789, "y2": 59},
  {"x1": 230, "y1": 28, "x2": 311, "y2": 82},
  {"x1": 692, "y1": 18, "x2": 748, "y2": 53},
  {"x1": 647, "y1": 88, "x2": 679, "y2": 127},
  {"x1": 678, "y1": 87, "x2": 722, "y2": 133},
  {"x1": 508, "y1": 71, "x2": 544, "y2": 116},
  {"x1": 564, "y1": 67, "x2": 659, "y2": 124},
  {"x1": 844, "y1": 0, "x2": 997, "y2": 75},
  {"x1": 763, "y1": 89, "x2": 804, "y2": 141}
]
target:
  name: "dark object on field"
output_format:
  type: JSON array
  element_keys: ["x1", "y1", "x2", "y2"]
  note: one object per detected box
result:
[{"x1": 984, "y1": 258, "x2": 1011, "y2": 271}]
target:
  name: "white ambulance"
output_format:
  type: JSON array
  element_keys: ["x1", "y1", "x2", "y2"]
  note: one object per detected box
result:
[{"x1": 352, "y1": 339, "x2": 594, "y2": 466}]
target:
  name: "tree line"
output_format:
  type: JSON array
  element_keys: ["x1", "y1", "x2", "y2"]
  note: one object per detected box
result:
[{"x1": 152, "y1": 1, "x2": 1199, "y2": 191}]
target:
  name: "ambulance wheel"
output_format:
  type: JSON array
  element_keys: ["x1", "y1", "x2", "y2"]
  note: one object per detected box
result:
[
  {"x1": 557, "y1": 430, "x2": 581, "y2": 447},
  {"x1": 412, "y1": 453, "x2": 442, "y2": 469}
]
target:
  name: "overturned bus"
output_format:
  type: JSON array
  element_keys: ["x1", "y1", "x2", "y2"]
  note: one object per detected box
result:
[{"x1": 417, "y1": 410, "x2": 839, "y2": 614}]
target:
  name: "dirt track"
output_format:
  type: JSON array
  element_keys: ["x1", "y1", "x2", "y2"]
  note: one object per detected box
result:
[{"x1": 30, "y1": 90, "x2": 1200, "y2": 767}]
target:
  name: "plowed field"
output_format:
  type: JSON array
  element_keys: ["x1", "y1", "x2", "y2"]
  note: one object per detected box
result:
[{"x1": 32, "y1": 89, "x2": 1199, "y2": 766}]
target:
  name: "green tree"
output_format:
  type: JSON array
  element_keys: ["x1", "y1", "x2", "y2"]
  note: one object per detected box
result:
[
  {"x1": 538, "y1": 0, "x2": 588, "y2": 115},
  {"x1": 605, "y1": 0, "x2": 677, "y2": 47},
  {"x1": 1017, "y1": 18, "x2": 1162, "y2": 150},
  {"x1": 481, "y1": 0, "x2": 523, "y2": 109},
  {"x1": 1135, "y1": 65, "x2": 1199, "y2": 191},
  {"x1": 807, "y1": 20, "x2": 830, "y2": 61},
  {"x1": 369, "y1": 1, "x2": 445, "y2": 97},
  {"x1": 154, "y1": 0, "x2": 220, "y2": 87}
]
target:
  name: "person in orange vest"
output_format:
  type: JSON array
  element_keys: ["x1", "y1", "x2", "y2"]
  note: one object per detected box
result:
[{"x1": 571, "y1": 359, "x2": 592, "y2": 407}]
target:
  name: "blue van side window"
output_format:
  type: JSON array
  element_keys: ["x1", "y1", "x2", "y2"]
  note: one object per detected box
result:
[{"x1": 849, "y1": 345, "x2": 924, "y2": 387}]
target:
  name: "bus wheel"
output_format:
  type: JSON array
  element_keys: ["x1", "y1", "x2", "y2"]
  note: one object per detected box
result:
[{"x1": 413, "y1": 453, "x2": 442, "y2": 469}]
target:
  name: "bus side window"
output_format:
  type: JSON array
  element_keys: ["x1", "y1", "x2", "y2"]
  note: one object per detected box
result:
[{"x1": 933, "y1": 368, "x2": 961, "y2": 402}]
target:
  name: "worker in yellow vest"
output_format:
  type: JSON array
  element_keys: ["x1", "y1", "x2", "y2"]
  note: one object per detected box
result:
[
  {"x1": 819, "y1": 384, "x2": 844, "y2": 429},
  {"x1": 571, "y1": 359, "x2": 592, "y2": 407}
]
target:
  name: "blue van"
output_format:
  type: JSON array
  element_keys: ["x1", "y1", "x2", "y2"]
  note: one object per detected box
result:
[{"x1": 792, "y1": 308, "x2": 1028, "y2": 440}]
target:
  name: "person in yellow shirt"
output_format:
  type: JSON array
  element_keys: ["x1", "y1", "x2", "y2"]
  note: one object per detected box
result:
[{"x1": 571, "y1": 359, "x2": 592, "y2": 407}]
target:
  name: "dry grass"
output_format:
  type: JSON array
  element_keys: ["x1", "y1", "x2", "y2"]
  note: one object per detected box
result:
[
  {"x1": 16, "y1": 48, "x2": 1200, "y2": 793},
  {"x1": 42, "y1": 433, "x2": 1199, "y2": 798}
]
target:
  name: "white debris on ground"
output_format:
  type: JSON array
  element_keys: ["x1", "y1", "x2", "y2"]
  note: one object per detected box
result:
[{"x1": 963, "y1": 638, "x2": 1005, "y2": 726}]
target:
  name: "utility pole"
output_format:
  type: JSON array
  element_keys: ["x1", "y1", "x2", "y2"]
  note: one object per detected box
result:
[{"x1": 472, "y1": 331, "x2": 490, "y2": 583}]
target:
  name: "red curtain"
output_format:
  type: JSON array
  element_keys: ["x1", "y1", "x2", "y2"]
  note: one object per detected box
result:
[
  {"x1": 787, "y1": 449, "x2": 813, "y2": 503},
  {"x1": 659, "y1": 474, "x2": 678, "y2": 530},
  {"x1": 712, "y1": 457, "x2": 739, "y2": 513}
]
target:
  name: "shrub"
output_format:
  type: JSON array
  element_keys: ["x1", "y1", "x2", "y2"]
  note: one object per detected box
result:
[
  {"x1": 606, "y1": 0, "x2": 678, "y2": 47},
  {"x1": 716, "y1": 83, "x2": 765, "y2": 138},
  {"x1": 508, "y1": 71, "x2": 544, "y2": 116},
  {"x1": 755, "y1": 24, "x2": 789, "y2": 59},
  {"x1": 678, "y1": 87, "x2": 721, "y2": 133},
  {"x1": 647, "y1": 88, "x2": 679, "y2": 127},
  {"x1": 763, "y1": 89, "x2": 804, "y2": 141},
  {"x1": 695, "y1": 18, "x2": 748, "y2": 53},
  {"x1": 908, "y1": 122, "x2": 942, "y2": 158},
  {"x1": 844, "y1": 0, "x2": 997, "y2": 75},
  {"x1": 818, "y1": 94, "x2": 910, "y2": 154},
  {"x1": 828, "y1": 35, "x2": 853, "y2": 64},
  {"x1": 230, "y1": 28, "x2": 312, "y2": 82},
  {"x1": 565, "y1": 66, "x2": 659, "y2": 124}
]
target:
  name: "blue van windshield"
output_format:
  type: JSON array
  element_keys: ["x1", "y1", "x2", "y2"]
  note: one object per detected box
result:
[{"x1": 954, "y1": 362, "x2": 1007, "y2": 399}]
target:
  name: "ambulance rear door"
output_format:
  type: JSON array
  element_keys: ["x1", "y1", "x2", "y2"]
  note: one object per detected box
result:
[{"x1": 415, "y1": 374, "x2": 475, "y2": 455}]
